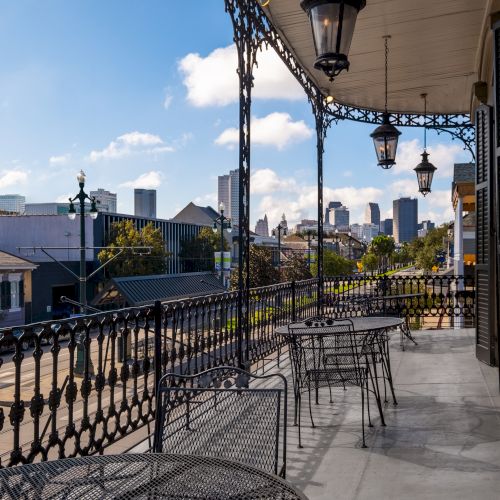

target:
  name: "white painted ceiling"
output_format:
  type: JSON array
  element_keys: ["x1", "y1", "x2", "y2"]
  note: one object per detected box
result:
[{"x1": 262, "y1": 0, "x2": 489, "y2": 114}]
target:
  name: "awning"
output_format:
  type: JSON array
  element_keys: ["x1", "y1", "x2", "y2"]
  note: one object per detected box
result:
[{"x1": 262, "y1": 0, "x2": 489, "y2": 114}]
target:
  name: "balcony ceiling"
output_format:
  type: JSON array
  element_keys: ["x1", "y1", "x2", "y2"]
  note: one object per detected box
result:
[{"x1": 262, "y1": 0, "x2": 489, "y2": 114}]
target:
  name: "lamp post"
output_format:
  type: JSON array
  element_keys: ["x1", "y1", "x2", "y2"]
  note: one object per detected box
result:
[
  {"x1": 68, "y1": 170, "x2": 98, "y2": 313},
  {"x1": 333, "y1": 228, "x2": 341, "y2": 254},
  {"x1": 212, "y1": 202, "x2": 232, "y2": 286},
  {"x1": 272, "y1": 216, "x2": 288, "y2": 278},
  {"x1": 348, "y1": 230, "x2": 352, "y2": 260},
  {"x1": 68, "y1": 170, "x2": 97, "y2": 376},
  {"x1": 305, "y1": 230, "x2": 315, "y2": 270}
]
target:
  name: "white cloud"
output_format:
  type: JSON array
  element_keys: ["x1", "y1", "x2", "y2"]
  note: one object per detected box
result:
[
  {"x1": 179, "y1": 44, "x2": 304, "y2": 107},
  {"x1": 56, "y1": 193, "x2": 72, "y2": 203},
  {"x1": 194, "y1": 192, "x2": 218, "y2": 207},
  {"x1": 250, "y1": 168, "x2": 383, "y2": 229},
  {"x1": 0, "y1": 169, "x2": 28, "y2": 189},
  {"x1": 392, "y1": 139, "x2": 466, "y2": 178},
  {"x1": 216, "y1": 112, "x2": 313, "y2": 150},
  {"x1": 119, "y1": 171, "x2": 163, "y2": 189},
  {"x1": 49, "y1": 154, "x2": 71, "y2": 166},
  {"x1": 163, "y1": 89, "x2": 173, "y2": 110},
  {"x1": 89, "y1": 131, "x2": 174, "y2": 162},
  {"x1": 251, "y1": 168, "x2": 298, "y2": 194}
]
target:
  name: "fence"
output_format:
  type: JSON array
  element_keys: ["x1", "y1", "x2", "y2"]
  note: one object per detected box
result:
[{"x1": 0, "y1": 275, "x2": 473, "y2": 466}]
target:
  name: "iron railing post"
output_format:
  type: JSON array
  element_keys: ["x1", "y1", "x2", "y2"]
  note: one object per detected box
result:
[
  {"x1": 154, "y1": 301, "x2": 162, "y2": 396},
  {"x1": 291, "y1": 281, "x2": 296, "y2": 322}
]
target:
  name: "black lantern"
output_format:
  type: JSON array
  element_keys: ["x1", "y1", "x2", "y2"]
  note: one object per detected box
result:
[
  {"x1": 414, "y1": 94, "x2": 437, "y2": 196},
  {"x1": 414, "y1": 151, "x2": 436, "y2": 196},
  {"x1": 301, "y1": 0, "x2": 366, "y2": 80},
  {"x1": 370, "y1": 36, "x2": 401, "y2": 169},
  {"x1": 371, "y1": 113, "x2": 401, "y2": 169}
]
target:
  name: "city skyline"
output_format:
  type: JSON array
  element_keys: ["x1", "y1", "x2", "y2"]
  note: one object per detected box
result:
[{"x1": 0, "y1": 1, "x2": 470, "y2": 231}]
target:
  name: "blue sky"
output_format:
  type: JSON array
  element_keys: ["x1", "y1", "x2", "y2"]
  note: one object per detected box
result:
[{"x1": 0, "y1": 0, "x2": 471, "y2": 230}]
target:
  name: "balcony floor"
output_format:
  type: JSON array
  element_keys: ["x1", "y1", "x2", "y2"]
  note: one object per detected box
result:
[{"x1": 278, "y1": 328, "x2": 500, "y2": 500}]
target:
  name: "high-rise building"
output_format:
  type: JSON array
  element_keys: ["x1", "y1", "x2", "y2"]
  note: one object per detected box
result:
[
  {"x1": 362, "y1": 223, "x2": 380, "y2": 243},
  {"x1": 90, "y1": 188, "x2": 117, "y2": 213},
  {"x1": 134, "y1": 189, "x2": 156, "y2": 218},
  {"x1": 365, "y1": 202, "x2": 380, "y2": 227},
  {"x1": 393, "y1": 198, "x2": 418, "y2": 243},
  {"x1": 332, "y1": 205, "x2": 350, "y2": 230},
  {"x1": 417, "y1": 220, "x2": 436, "y2": 237},
  {"x1": 380, "y1": 219, "x2": 393, "y2": 236},
  {"x1": 325, "y1": 201, "x2": 342, "y2": 225},
  {"x1": 218, "y1": 169, "x2": 239, "y2": 225},
  {"x1": 0, "y1": 194, "x2": 25, "y2": 214},
  {"x1": 350, "y1": 223, "x2": 363, "y2": 239},
  {"x1": 255, "y1": 215, "x2": 269, "y2": 237}
]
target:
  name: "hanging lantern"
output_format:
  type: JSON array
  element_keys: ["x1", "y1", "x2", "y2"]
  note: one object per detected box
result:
[
  {"x1": 301, "y1": 0, "x2": 366, "y2": 80},
  {"x1": 370, "y1": 36, "x2": 401, "y2": 169},
  {"x1": 414, "y1": 94, "x2": 437, "y2": 196},
  {"x1": 371, "y1": 113, "x2": 401, "y2": 169},
  {"x1": 414, "y1": 152, "x2": 436, "y2": 196}
]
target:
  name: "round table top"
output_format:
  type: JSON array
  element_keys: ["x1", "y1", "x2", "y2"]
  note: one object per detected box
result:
[
  {"x1": 275, "y1": 316, "x2": 403, "y2": 336},
  {"x1": 0, "y1": 453, "x2": 307, "y2": 500}
]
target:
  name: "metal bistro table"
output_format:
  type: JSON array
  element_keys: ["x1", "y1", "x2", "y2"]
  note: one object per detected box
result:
[
  {"x1": 0, "y1": 454, "x2": 308, "y2": 500},
  {"x1": 276, "y1": 316, "x2": 403, "y2": 407}
]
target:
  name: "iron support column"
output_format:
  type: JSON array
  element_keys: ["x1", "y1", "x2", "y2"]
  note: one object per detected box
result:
[
  {"x1": 226, "y1": 0, "x2": 260, "y2": 369},
  {"x1": 311, "y1": 96, "x2": 334, "y2": 316}
]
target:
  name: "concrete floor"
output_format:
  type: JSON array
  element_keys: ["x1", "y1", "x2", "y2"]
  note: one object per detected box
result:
[{"x1": 280, "y1": 328, "x2": 500, "y2": 500}]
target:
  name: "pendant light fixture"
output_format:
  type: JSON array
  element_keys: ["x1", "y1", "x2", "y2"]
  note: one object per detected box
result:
[
  {"x1": 370, "y1": 35, "x2": 401, "y2": 169},
  {"x1": 414, "y1": 94, "x2": 437, "y2": 196},
  {"x1": 301, "y1": 0, "x2": 366, "y2": 80}
]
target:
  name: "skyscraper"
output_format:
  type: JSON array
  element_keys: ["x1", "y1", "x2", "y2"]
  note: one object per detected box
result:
[
  {"x1": 0, "y1": 194, "x2": 25, "y2": 214},
  {"x1": 365, "y1": 202, "x2": 380, "y2": 227},
  {"x1": 255, "y1": 215, "x2": 269, "y2": 237},
  {"x1": 134, "y1": 189, "x2": 156, "y2": 218},
  {"x1": 90, "y1": 188, "x2": 117, "y2": 213},
  {"x1": 380, "y1": 219, "x2": 393, "y2": 236},
  {"x1": 393, "y1": 198, "x2": 418, "y2": 243},
  {"x1": 332, "y1": 205, "x2": 350, "y2": 230},
  {"x1": 325, "y1": 201, "x2": 342, "y2": 225},
  {"x1": 218, "y1": 169, "x2": 239, "y2": 225}
]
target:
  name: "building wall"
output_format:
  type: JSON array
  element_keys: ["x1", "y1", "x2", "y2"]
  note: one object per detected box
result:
[
  {"x1": 90, "y1": 189, "x2": 117, "y2": 213},
  {"x1": 218, "y1": 175, "x2": 230, "y2": 215},
  {"x1": 0, "y1": 195, "x2": 25, "y2": 214},
  {"x1": 393, "y1": 198, "x2": 418, "y2": 243},
  {"x1": 332, "y1": 206, "x2": 350, "y2": 230},
  {"x1": 365, "y1": 203, "x2": 381, "y2": 226},
  {"x1": 134, "y1": 189, "x2": 156, "y2": 218},
  {"x1": 229, "y1": 169, "x2": 239, "y2": 226}
]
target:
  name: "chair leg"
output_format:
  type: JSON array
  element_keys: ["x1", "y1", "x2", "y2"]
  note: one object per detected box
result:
[
  {"x1": 307, "y1": 379, "x2": 316, "y2": 428},
  {"x1": 361, "y1": 381, "x2": 367, "y2": 448},
  {"x1": 298, "y1": 392, "x2": 303, "y2": 449},
  {"x1": 366, "y1": 376, "x2": 373, "y2": 428}
]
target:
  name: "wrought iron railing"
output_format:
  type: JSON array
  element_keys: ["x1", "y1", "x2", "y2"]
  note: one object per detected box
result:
[{"x1": 0, "y1": 275, "x2": 473, "y2": 466}]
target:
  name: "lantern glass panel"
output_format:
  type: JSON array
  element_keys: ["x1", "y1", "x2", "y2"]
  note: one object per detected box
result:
[{"x1": 372, "y1": 134, "x2": 399, "y2": 164}]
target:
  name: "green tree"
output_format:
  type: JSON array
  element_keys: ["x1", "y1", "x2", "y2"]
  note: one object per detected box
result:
[
  {"x1": 411, "y1": 225, "x2": 449, "y2": 272},
  {"x1": 281, "y1": 253, "x2": 313, "y2": 282},
  {"x1": 311, "y1": 249, "x2": 353, "y2": 276},
  {"x1": 179, "y1": 226, "x2": 229, "y2": 273},
  {"x1": 361, "y1": 252, "x2": 378, "y2": 273},
  {"x1": 98, "y1": 220, "x2": 168, "y2": 277},
  {"x1": 369, "y1": 235, "x2": 396, "y2": 271},
  {"x1": 230, "y1": 246, "x2": 279, "y2": 289}
]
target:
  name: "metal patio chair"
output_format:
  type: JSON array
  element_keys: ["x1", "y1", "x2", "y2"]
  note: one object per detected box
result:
[
  {"x1": 284, "y1": 318, "x2": 383, "y2": 448},
  {"x1": 153, "y1": 366, "x2": 288, "y2": 478}
]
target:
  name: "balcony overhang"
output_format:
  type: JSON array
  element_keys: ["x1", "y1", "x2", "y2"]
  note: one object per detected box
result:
[{"x1": 261, "y1": 0, "x2": 490, "y2": 115}]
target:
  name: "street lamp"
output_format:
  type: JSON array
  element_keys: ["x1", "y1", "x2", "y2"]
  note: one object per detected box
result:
[
  {"x1": 213, "y1": 202, "x2": 232, "y2": 286},
  {"x1": 301, "y1": 0, "x2": 366, "y2": 80},
  {"x1": 272, "y1": 216, "x2": 288, "y2": 278},
  {"x1": 305, "y1": 230, "x2": 315, "y2": 270},
  {"x1": 68, "y1": 170, "x2": 98, "y2": 312},
  {"x1": 68, "y1": 170, "x2": 98, "y2": 376},
  {"x1": 333, "y1": 228, "x2": 341, "y2": 254}
]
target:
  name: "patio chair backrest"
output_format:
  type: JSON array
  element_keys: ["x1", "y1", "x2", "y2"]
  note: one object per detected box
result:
[
  {"x1": 153, "y1": 366, "x2": 288, "y2": 477},
  {"x1": 286, "y1": 319, "x2": 373, "y2": 388}
]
